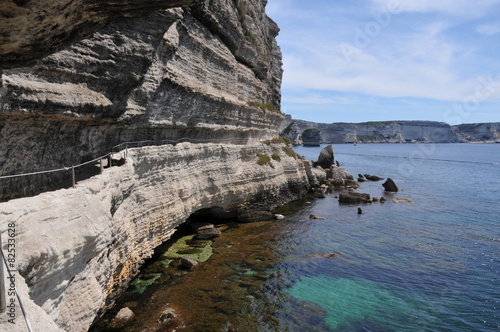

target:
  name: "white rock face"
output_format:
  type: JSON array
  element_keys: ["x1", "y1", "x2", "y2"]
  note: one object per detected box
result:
[
  {"x1": 0, "y1": 142, "x2": 310, "y2": 331},
  {"x1": 0, "y1": 2, "x2": 285, "y2": 201},
  {"x1": 284, "y1": 119, "x2": 460, "y2": 143},
  {"x1": 453, "y1": 122, "x2": 500, "y2": 142}
]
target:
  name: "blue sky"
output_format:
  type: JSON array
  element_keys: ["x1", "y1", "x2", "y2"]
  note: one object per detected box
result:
[{"x1": 266, "y1": 0, "x2": 500, "y2": 124}]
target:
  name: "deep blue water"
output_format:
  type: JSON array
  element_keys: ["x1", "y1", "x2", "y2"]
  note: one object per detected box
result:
[{"x1": 287, "y1": 143, "x2": 500, "y2": 331}]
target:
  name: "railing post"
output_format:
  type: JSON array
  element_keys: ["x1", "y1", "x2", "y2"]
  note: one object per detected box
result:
[
  {"x1": 71, "y1": 167, "x2": 76, "y2": 188},
  {"x1": 0, "y1": 235, "x2": 6, "y2": 313},
  {"x1": 125, "y1": 142, "x2": 128, "y2": 158},
  {"x1": 108, "y1": 155, "x2": 112, "y2": 168},
  {"x1": 100, "y1": 159, "x2": 103, "y2": 174}
]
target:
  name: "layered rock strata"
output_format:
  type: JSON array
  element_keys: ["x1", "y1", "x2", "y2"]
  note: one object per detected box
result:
[
  {"x1": 301, "y1": 128, "x2": 321, "y2": 146},
  {"x1": 0, "y1": 1, "x2": 284, "y2": 200},
  {"x1": 281, "y1": 118, "x2": 500, "y2": 144},
  {"x1": 0, "y1": 0, "x2": 203, "y2": 68},
  {"x1": 282, "y1": 120, "x2": 458, "y2": 144},
  {"x1": 0, "y1": 142, "x2": 311, "y2": 332},
  {"x1": 453, "y1": 122, "x2": 500, "y2": 143}
]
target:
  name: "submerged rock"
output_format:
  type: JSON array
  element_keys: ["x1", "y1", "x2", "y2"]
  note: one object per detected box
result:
[
  {"x1": 158, "y1": 307, "x2": 177, "y2": 323},
  {"x1": 180, "y1": 257, "x2": 198, "y2": 270},
  {"x1": 382, "y1": 178, "x2": 399, "y2": 192},
  {"x1": 192, "y1": 223, "x2": 221, "y2": 240},
  {"x1": 238, "y1": 210, "x2": 274, "y2": 223},
  {"x1": 338, "y1": 192, "x2": 372, "y2": 204},
  {"x1": 109, "y1": 307, "x2": 135, "y2": 329}
]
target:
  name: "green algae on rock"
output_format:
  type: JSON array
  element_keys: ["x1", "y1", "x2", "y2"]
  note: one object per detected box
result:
[{"x1": 161, "y1": 234, "x2": 213, "y2": 263}]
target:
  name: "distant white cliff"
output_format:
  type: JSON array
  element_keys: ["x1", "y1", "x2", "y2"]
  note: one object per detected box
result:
[{"x1": 281, "y1": 116, "x2": 500, "y2": 144}]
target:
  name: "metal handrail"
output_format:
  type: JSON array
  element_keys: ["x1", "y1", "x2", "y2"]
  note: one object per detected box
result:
[
  {"x1": 0, "y1": 136, "x2": 253, "y2": 180},
  {"x1": 0, "y1": 243, "x2": 33, "y2": 332}
]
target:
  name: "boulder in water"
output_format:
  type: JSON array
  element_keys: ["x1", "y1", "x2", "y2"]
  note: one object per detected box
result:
[
  {"x1": 109, "y1": 307, "x2": 135, "y2": 329},
  {"x1": 314, "y1": 144, "x2": 334, "y2": 169},
  {"x1": 192, "y1": 223, "x2": 221, "y2": 239},
  {"x1": 338, "y1": 192, "x2": 372, "y2": 204},
  {"x1": 364, "y1": 174, "x2": 384, "y2": 181},
  {"x1": 180, "y1": 257, "x2": 198, "y2": 270},
  {"x1": 382, "y1": 178, "x2": 399, "y2": 192},
  {"x1": 309, "y1": 214, "x2": 326, "y2": 220},
  {"x1": 158, "y1": 307, "x2": 177, "y2": 323}
]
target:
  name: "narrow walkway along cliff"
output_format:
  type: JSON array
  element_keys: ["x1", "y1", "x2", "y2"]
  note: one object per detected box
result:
[{"x1": 0, "y1": 1, "x2": 318, "y2": 331}]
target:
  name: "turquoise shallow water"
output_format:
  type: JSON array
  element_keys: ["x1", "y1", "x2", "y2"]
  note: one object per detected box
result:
[
  {"x1": 289, "y1": 143, "x2": 500, "y2": 331},
  {"x1": 93, "y1": 143, "x2": 499, "y2": 331}
]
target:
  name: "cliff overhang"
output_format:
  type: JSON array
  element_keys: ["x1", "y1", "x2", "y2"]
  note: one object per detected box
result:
[{"x1": 0, "y1": 0, "x2": 202, "y2": 69}]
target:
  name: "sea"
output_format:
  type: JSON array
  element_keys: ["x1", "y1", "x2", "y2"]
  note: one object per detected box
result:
[{"x1": 92, "y1": 143, "x2": 499, "y2": 332}]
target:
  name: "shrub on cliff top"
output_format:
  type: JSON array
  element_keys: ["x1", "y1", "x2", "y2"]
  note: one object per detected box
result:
[
  {"x1": 262, "y1": 137, "x2": 292, "y2": 145},
  {"x1": 257, "y1": 153, "x2": 274, "y2": 168},
  {"x1": 303, "y1": 128, "x2": 320, "y2": 133},
  {"x1": 282, "y1": 146, "x2": 302, "y2": 160},
  {"x1": 247, "y1": 101, "x2": 281, "y2": 114},
  {"x1": 271, "y1": 153, "x2": 281, "y2": 162}
]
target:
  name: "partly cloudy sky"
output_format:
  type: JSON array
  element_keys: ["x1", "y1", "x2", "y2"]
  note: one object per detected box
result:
[{"x1": 266, "y1": 0, "x2": 500, "y2": 124}]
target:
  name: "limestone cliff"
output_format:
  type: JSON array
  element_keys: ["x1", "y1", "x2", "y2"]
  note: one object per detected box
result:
[
  {"x1": 281, "y1": 119, "x2": 461, "y2": 144},
  {"x1": 1, "y1": 0, "x2": 284, "y2": 200},
  {"x1": 0, "y1": 0, "x2": 310, "y2": 331},
  {"x1": 0, "y1": 143, "x2": 311, "y2": 331},
  {"x1": 453, "y1": 122, "x2": 500, "y2": 143},
  {"x1": 0, "y1": 0, "x2": 203, "y2": 69}
]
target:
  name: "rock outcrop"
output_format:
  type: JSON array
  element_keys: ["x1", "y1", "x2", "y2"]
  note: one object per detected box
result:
[
  {"x1": 0, "y1": 1, "x2": 307, "y2": 331},
  {"x1": 0, "y1": 1, "x2": 284, "y2": 200},
  {"x1": 382, "y1": 178, "x2": 399, "y2": 192},
  {"x1": 338, "y1": 192, "x2": 372, "y2": 204},
  {"x1": 314, "y1": 144, "x2": 334, "y2": 169},
  {"x1": 0, "y1": 142, "x2": 311, "y2": 332},
  {"x1": 280, "y1": 122, "x2": 303, "y2": 145},
  {"x1": 0, "y1": 0, "x2": 203, "y2": 69},
  {"x1": 302, "y1": 128, "x2": 321, "y2": 146}
]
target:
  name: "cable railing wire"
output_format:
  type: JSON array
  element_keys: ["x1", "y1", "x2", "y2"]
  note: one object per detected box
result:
[
  {"x1": 0, "y1": 136, "x2": 255, "y2": 180},
  {"x1": 0, "y1": 248, "x2": 33, "y2": 332}
]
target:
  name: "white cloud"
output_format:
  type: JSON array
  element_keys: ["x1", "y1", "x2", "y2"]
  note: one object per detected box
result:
[
  {"x1": 370, "y1": 0, "x2": 500, "y2": 17},
  {"x1": 280, "y1": 18, "x2": 475, "y2": 102},
  {"x1": 286, "y1": 93, "x2": 359, "y2": 105},
  {"x1": 268, "y1": 0, "x2": 500, "y2": 123},
  {"x1": 477, "y1": 22, "x2": 500, "y2": 35}
]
